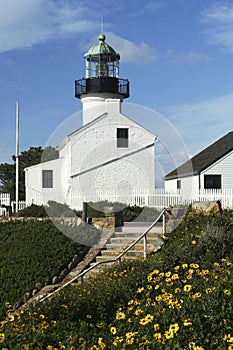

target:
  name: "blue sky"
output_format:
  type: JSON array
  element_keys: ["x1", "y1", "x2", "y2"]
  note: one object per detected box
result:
[{"x1": 0, "y1": 0, "x2": 233, "y2": 177}]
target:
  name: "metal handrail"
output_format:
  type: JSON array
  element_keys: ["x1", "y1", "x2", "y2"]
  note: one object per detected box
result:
[{"x1": 38, "y1": 208, "x2": 167, "y2": 304}]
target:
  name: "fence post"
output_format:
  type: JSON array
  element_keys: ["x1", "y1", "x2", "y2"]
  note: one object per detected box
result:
[
  {"x1": 82, "y1": 202, "x2": 87, "y2": 225},
  {"x1": 143, "y1": 234, "x2": 147, "y2": 260}
]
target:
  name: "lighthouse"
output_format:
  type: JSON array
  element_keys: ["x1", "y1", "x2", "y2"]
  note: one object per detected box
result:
[
  {"x1": 75, "y1": 33, "x2": 130, "y2": 125},
  {"x1": 25, "y1": 32, "x2": 156, "y2": 210}
]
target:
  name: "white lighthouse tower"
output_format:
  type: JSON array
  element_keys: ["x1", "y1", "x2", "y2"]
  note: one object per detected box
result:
[{"x1": 75, "y1": 33, "x2": 130, "y2": 125}]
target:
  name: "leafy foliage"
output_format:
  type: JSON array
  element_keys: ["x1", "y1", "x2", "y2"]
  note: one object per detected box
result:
[
  {"x1": 15, "y1": 204, "x2": 48, "y2": 217},
  {"x1": 0, "y1": 219, "x2": 100, "y2": 316},
  {"x1": 1, "y1": 209, "x2": 233, "y2": 349}
]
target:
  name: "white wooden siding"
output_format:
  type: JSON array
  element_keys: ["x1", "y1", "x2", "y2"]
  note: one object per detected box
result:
[{"x1": 200, "y1": 150, "x2": 233, "y2": 189}]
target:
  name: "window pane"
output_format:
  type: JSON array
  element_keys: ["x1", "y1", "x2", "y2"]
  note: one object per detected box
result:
[
  {"x1": 117, "y1": 128, "x2": 128, "y2": 148},
  {"x1": 204, "y1": 175, "x2": 221, "y2": 189},
  {"x1": 42, "y1": 170, "x2": 53, "y2": 188}
]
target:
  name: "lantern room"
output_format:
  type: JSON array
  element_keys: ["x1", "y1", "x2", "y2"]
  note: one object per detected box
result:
[
  {"x1": 75, "y1": 33, "x2": 129, "y2": 99},
  {"x1": 84, "y1": 33, "x2": 120, "y2": 78}
]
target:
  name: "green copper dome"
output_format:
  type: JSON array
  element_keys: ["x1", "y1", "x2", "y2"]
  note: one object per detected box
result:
[{"x1": 84, "y1": 33, "x2": 120, "y2": 62}]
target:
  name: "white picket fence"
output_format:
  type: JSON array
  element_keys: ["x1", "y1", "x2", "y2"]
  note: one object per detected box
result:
[
  {"x1": 1, "y1": 188, "x2": 233, "y2": 216},
  {"x1": 71, "y1": 188, "x2": 233, "y2": 210}
]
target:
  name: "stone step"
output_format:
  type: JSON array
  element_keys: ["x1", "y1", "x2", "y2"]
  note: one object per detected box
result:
[
  {"x1": 105, "y1": 239, "x2": 163, "y2": 251},
  {"x1": 95, "y1": 252, "x2": 144, "y2": 263},
  {"x1": 122, "y1": 222, "x2": 163, "y2": 234},
  {"x1": 109, "y1": 235, "x2": 161, "y2": 244},
  {"x1": 113, "y1": 231, "x2": 164, "y2": 239}
]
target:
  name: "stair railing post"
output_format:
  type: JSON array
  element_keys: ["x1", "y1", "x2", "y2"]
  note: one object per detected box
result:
[
  {"x1": 143, "y1": 234, "x2": 147, "y2": 260},
  {"x1": 162, "y1": 210, "x2": 166, "y2": 236}
]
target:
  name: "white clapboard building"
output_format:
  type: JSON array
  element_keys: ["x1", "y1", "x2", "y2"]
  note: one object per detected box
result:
[{"x1": 25, "y1": 33, "x2": 157, "y2": 209}]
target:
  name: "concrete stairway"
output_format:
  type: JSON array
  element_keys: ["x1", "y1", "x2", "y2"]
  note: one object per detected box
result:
[{"x1": 87, "y1": 221, "x2": 165, "y2": 274}]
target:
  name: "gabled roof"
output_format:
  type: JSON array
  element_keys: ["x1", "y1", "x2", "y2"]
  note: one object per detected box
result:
[
  {"x1": 58, "y1": 109, "x2": 156, "y2": 152},
  {"x1": 165, "y1": 131, "x2": 233, "y2": 180}
]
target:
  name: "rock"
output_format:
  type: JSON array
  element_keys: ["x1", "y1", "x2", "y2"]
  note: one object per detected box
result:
[
  {"x1": 13, "y1": 301, "x2": 23, "y2": 309},
  {"x1": 60, "y1": 268, "x2": 69, "y2": 277},
  {"x1": 192, "y1": 201, "x2": 222, "y2": 215},
  {"x1": 52, "y1": 276, "x2": 61, "y2": 284},
  {"x1": 32, "y1": 289, "x2": 38, "y2": 297},
  {"x1": 23, "y1": 292, "x2": 31, "y2": 302},
  {"x1": 35, "y1": 282, "x2": 43, "y2": 290}
]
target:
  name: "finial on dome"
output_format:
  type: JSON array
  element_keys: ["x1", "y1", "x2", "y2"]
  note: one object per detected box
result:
[{"x1": 98, "y1": 33, "x2": 106, "y2": 42}]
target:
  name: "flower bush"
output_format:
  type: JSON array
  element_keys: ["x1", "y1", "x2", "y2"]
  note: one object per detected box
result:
[
  {"x1": 0, "y1": 219, "x2": 99, "y2": 316},
  {"x1": 0, "y1": 208, "x2": 233, "y2": 349}
]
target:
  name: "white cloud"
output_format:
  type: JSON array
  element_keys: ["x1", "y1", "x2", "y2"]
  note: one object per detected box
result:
[
  {"x1": 0, "y1": 0, "x2": 95, "y2": 52},
  {"x1": 0, "y1": 0, "x2": 156, "y2": 64},
  {"x1": 201, "y1": 2, "x2": 233, "y2": 53},
  {"x1": 105, "y1": 32, "x2": 156, "y2": 64},
  {"x1": 163, "y1": 93, "x2": 233, "y2": 156},
  {"x1": 173, "y1": 51, "x2": 210, "y2": 64}
]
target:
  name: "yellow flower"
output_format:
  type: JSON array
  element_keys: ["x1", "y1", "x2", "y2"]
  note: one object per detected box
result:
[
  {"x1": 22, "y1": 345, "x2": 30, "y2": 350},
  {"x1": 116, "y1": 311, "x2": 126, "y2": 320},
  {"x1": 98, "y1": 337, "x2": 106, "y2": 349},
  {"x1": 154, "y1": 323, "x2": 160, "y2": 331},
  {"x1": 192, "y1": 292, "x2": 202, "y2": 299},
  {"x1": 6, "y1": 314, "x2": 14, "y2": 322},
  {"x1": 224, "y1": 334, "x2": 233, "y2": 342},
  {"x1": 164, "y1": 330, "x2": 174, "y2": 339},
  {"x1": 139, "y1": 318, "x2": 148, "y2": 326},
  {"x1": 153, "y1": 332, "x2": 162, "y2": 340},
  {"x1": 110, "y1": 327, "x2": 117, "y2": 335},
  {"x1": 224, "y1": 290, "x2": 231, "y2": 296},
  {"x1": 126, "y1": 331, "x2": 138, "y2": 339},
  {"x1": 145, "y1": 314, "x2": 154, "y2": 322},
  {"x1": 182, "y1": 263, "x2": 188, "y2": 269},
  {"x1": 126, "y1": 337, "x2": 135, "y2": 345},
  {"x1": 113, "y1": 336, "x2": 124, "y2": 345},
  {"x1": 184, "y1": 319, "x2": 192, "y2": 326},
  {"x1": 137, "y1": 287, "x2": 145, "y2": 293},
  {"x1": 190, "y1": 263, "x2": 199, "y2": 269},
  {"x1": 191, "y1": 240, "x2": 197, "y2": 245},
  {"x1": 0, "y1": 333, "x2": 5, "y2": 343},
  {"x1": 171, "y1": 273, "x2": 179, "y2": 280},
  {"x1": 183, "y1": 284, "x2": 192, "y2": 292},
  {"x1": 169, "y1": 323, "x2": 179, "y2": 333},
  {"x1": 135, "y1": 308, "x2": 144, "y2": 316}
]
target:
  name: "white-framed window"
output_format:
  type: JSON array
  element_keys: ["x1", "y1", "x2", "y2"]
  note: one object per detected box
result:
[
  {"x1": 204, "y1": 174, "x2": 221, "y2": 189},
  {"x1": 117, "y1": 128, "x2": 128, "y2": 148},
  {"x1": 177, "y1": 180, "x2": 181, "y2": 189},
  {"x1": 42, "y1": 170, "x2": 53, "y2": 188}
]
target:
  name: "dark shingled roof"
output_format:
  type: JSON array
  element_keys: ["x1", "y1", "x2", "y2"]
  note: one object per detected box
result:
[{"x1": 165, "y1": 131, "x2": 233, "y2": 180}]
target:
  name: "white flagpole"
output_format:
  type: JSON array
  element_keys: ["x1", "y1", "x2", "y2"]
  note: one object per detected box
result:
[{"x1": 15, "y1": 101, "x2": 19, "y2": 213}]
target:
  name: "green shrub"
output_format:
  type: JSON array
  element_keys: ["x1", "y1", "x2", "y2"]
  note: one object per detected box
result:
[
  {"x1": 1, "y1": 209, "x2": 233, "y2": 349},
  {"x1": 16, "y1": 204, "x2": 48, "y2": 217},
  {"x1": 0, "y1": 219, "x2": 100, "y2": 316}
]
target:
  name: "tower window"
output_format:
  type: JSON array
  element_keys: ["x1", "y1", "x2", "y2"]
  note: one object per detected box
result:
[
  {"x1": 117, "y1": 128, "x2": 128, "y2": 148},
  {"x1": 42, "y1": 170, "x2": 53, "y2": 188},
  {"x1": 204, "y1": 175, "x2": 221, "y2": 189}
]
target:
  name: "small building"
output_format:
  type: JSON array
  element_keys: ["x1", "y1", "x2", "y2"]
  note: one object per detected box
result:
[
  {"x1": 164, "y1": 131, "x2": 233, "y2": 198},
  {"x1": 25, "y1": 33, "x2": 157, "y2": 209}
]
